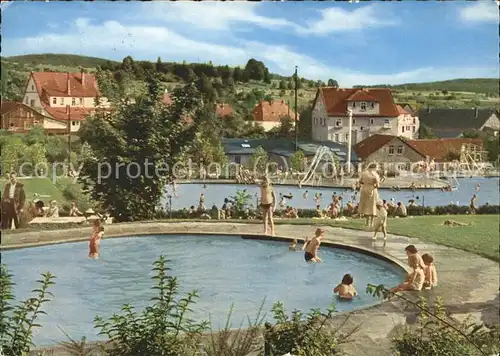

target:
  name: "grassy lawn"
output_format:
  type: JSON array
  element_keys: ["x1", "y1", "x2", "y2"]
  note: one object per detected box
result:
[{"x1": 0, "y1": 177, "x2": 78, "y2": 205}]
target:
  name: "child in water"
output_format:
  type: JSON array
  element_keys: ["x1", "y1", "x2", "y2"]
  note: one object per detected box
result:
[
  {"x1": 334, "y1": 274, "x2": 357, "y2": 300},
  {"x1": 289, "y1": 238, "x2": 298, "y2": 251},
  {"x1": 88, "y1": 220, "x2": 104, "y2": 259},
  {"x1": 303, "y1": 190, "x2": 308, "y2": 199},
  {"x1": 302, "y1": 228, "x2": 325, "y2": 263}
]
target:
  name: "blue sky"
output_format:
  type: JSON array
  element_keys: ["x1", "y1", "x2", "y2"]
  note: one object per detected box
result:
[{"x1": 1, "y1": 0, "x2": 498, "y2": 86}]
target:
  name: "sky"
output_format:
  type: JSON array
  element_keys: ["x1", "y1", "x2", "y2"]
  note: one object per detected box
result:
[{"x1": 1, "y1": 0, "x2": 499, "y2": 86}]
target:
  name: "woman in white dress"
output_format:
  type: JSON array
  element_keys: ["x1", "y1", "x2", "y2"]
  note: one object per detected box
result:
[{"x1": 358, "y1": 163, "x2": 380, "y2": 227}]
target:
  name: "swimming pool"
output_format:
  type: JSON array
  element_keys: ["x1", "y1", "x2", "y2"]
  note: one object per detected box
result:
[
  {"x1": 162, "y1": 177, "x2": 500, "y2": 210},
  {"x1": 2, "y1": 234, "x2": 405, "y2": 346}
]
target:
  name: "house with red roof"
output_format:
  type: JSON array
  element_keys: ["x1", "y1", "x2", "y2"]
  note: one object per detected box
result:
[
  {"x1": 312, "y1": 87, "x2": 419, "y2": 145},
  {"x1": 1, "y1": 101, "x2": 68, "y2": 134},
  {"x1": 353, "y1": 134, "x2": 484, "y2": 166},
  {"x1": 252, "y1": 100, "x2": 298, "y2": 131},
  {"x1": 22, "y1": 70, "x2": 110, "y2": 132}
]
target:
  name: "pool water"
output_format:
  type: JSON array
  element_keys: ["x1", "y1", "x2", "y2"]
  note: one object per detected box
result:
[
  {"x1": 163, "y1": 177, "x2": 499, "y2": 210},
  {"x1": 3, "y1": 235, "x2": 405, "y2": 346}
]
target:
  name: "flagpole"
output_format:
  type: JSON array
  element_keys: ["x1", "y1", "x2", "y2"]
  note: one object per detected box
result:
[{"x1": 294, "y1": 66, "x2": 298, "y2": 151}]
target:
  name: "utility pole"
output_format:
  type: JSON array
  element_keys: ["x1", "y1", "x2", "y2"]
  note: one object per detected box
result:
[
  {"x1": 346, "y1": 109, "x2": 353, "y2": 174},
  {"x1": 67, "y1": 105, "x2": 72, "y2": 171},
  {"x1": 294, "y1": 65, "x2": 298, "y2": 151}
]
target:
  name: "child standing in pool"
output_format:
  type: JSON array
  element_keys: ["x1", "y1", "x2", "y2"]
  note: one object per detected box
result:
[
  {"x1": 88, "y1": 220, "x2": 104, "y2": 259},
  {"x1": 334, "y1": 274, "x2": 357, "y2": 300},
  {"x1": 303, "y1": 228, "x2": 325, "y2": 263}
]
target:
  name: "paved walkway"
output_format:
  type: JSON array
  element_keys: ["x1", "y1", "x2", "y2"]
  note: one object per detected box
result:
[{"x1": 3, "y1": 222, "x2": 499, "y2": 356}]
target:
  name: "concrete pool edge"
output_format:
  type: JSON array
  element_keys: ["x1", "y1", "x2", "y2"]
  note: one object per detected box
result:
[{"x1": 4, "y1": 222, "x2": 499, "y2": 356}]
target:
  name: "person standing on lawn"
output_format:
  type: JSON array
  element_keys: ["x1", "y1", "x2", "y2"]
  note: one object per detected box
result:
[{"x1": 1, "y1": 172, "x2": 26, "y2": 229}]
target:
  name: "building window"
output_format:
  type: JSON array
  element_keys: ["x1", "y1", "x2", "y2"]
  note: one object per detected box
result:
[
  {"x1": 25, "y1": 98, "x2": 29, "y2": 104},
  {"x1": 397, "y1": 146, "x2": 403, "y2": 155},
  {"x1": 31, "y1": 85, "x2": 34, "y2": 91},
  {"x1": 24, "y1": 121, "x2": 31, "y2": 129},
  {"x1": 370, "y1": 118, "x2": 374, "y2": 125},
  {"x1": 30, "y1": 99, "x2": 35, "y2": 107},
  {"x1": 360, "y1": 102, "x2": 366, "y2": 111},
  {"x1": 406, "y1": 126, "x2": 411, "y2": 131},
  {"x1": 388, "y1": 145, "x2": 395, "y2": 155},
  {"x1": 384, "y1": 119, "x2": 390, "y2": 125},
  {"x1": 371, "y1": 102, "x2": 374, "y2": 109},
  {"x1": 412, "y1": 126, "x2": 416, "y2": 133},
  {"x1": 60, "y1": 98, "x2": 64, "y2": 105},
  {"x1": 345, "y1": 133, "x2": 349, "y2": 140},
  {"x1": 52, "y1": 97, "x2": 56, "y2": 104},
  {"x1": 360, "y1": 126, "x2": 365, "y2": 131},
  {"x1": 72, "y1": 98, "x2": 76, "y2": 106},
  {"x1": 413, "y1": 118, "x2": 416, "y2": 124},
  {"x1": 334, "y1": 134, "x2": 339, "y2": 142},
  {"x1": 72, "y1": 121, "x2": 76, "y2": 126},
  {"x1": 352, "y1": 102, "x2": 356, "y2": 108},
  {"x1": 402, "y1": 126, "x2": 405, "y2": 132},
  {"x1": 79, "y1": 98, "x2": 83, "y2": 105},
  {"x1": 335, "y1": 119, "x2": 342, "y2": 127},
  {"x1": 352, "y1": 119, "x2": 356, "y2": 124}
]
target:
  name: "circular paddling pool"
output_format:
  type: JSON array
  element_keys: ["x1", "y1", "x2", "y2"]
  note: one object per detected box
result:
[{"x1": 2, "y1": 234, "x2": 405, "y2": 346}]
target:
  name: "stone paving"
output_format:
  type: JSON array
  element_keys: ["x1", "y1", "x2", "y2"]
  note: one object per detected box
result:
[{"x1": 3, "y1": 221, "x2": 499, "y2": 356}]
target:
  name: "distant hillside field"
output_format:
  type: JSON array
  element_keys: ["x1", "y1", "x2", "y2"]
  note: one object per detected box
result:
[{"x1": 2, "y1": 53, "x2": 498, "y2": 110}]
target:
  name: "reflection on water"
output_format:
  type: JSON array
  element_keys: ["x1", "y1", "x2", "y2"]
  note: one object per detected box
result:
[
  {"x1": 163, "y1": 177, "x2": 499, "y2": 210},
  {"x1": 3, "y1": 235, "x2": 404, "y2": 346}
]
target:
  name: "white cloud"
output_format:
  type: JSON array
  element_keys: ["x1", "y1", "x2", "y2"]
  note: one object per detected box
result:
[
  {"x1": 142, "y1": 2, "x2": 396, "y2": 35},
  {"x1": 3, "y1": 19, "x2": 497, "y2": 87},
  {"x1": 144, "y1": 2, "x2": 294, "y2": 31},
  {"x1": 459, "y1": 1, "x2": 499, "y2": 23},
  {"x1": 296, "y1": 5, "x2": 399, "y2": 35}
]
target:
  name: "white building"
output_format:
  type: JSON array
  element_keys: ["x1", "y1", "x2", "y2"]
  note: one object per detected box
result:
[
  {"x1": 311, "y1": 87, "x2": 419, "y2": 145},
  {"x1": 22, "y1": 71, "x2": 109, "y2": 132}
]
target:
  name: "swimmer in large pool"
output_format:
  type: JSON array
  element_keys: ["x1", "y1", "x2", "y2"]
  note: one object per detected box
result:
[{"x1": 303, "y1": 228, "x2": 325, "y2": 263}]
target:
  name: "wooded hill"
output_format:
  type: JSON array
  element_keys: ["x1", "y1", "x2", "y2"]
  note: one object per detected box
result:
[{"x1": 1, "y1": 53, "x2": 498, "y2": 111}]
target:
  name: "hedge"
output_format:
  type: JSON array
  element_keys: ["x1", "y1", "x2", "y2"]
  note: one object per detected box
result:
[{"x1": 155, "y1": 204, "x2": 499, "y2": 220}]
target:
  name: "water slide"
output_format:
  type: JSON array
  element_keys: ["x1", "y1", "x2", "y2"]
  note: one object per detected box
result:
[{"x1": 299, "y1": 146, "x2": 336, "y2": 186}]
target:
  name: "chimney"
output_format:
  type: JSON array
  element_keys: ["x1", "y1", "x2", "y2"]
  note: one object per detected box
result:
[
  {"x1": 474, "y1": 107, "x2": 478, "y2": 119},
  {"x1": 67, "y1": 72, "x2": 71, "y2": 96},
  {"x1": 81, "y1": 69, "x2": 85, "y2": 86}
]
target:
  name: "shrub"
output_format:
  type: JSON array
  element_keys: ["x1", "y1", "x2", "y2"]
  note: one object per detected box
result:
[
  {"x1": 263, "y1": 301, "x2": 358, "y2": 355},
  {"x1": 60, "y1": 183, "x2": 90, "y2": 212},
  {"x1": 93, "y1": 255, "x2": 208, "y2": 356},
  {"x1": 0, "y1": 264, "x2": 56, "y2": 356}
]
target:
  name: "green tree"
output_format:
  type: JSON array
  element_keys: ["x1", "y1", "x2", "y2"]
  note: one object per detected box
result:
[
  {"x1": 23, "y1": 143, "x2": 48, "y2": 175},
  {"x1": 298, "y1": 106, "x2": 312, "y2": 139},
  {"x1": 0, "y1": 136, "x2": 26, "y2": 173},
  {"x1": 327, "y1": 78, "x2": 339, "y2": 87},
  {"x1": 24, "y1": 125, "x2": 47, "y2": 146},
  {"x1": 249, "y1": 146, "x2": 269, "y2": 174},
  {"x1": 78, "y1": 75, "x2": 203, "y2": 222},
  {"x1": 233, "y1": 67, "x2": 243, "y2": 82},
  {"x1": 243, "y1": 58, "x2": 268, "y2": 81},
  {"x1": 290, "y1": 150, "x2": 306, "y2": 172},
  {"x1": 287, "y1": 81, "x2": 294, "y2": 90},
  {"x1": 418, "y1": 124, "x2": 437, "y2": 139},
  {"x1": 268, "y1": 115, "x2": 294, "y2": 139},
  {"x1": 484, "y1": 136, "x2": 500, "y2": 163},
  {"x1": 279, "y1": 80, "x2": 287, "y2": 90}
]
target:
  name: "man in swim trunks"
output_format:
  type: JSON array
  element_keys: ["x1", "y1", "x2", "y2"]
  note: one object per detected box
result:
[{"x1": 303, "y1": 228, "x2": 325, "y2": 263}]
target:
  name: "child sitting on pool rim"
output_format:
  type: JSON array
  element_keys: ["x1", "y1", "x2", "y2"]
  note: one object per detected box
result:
[
  {"x1": 390, "y1": 254, "x2": 425, "y2": 293},
  {"x1": 405, "y1": 244, "x2": 425, "y2": 269},
  {"x1": 334, "y1": 274, "x2": 357, "y2": 300},
  {"x1": 422, "y1": 253, "x2": 438, "y2": 290},
  {"x1": 303, "y1": 228, "x2": 325, "y2": 263}
]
